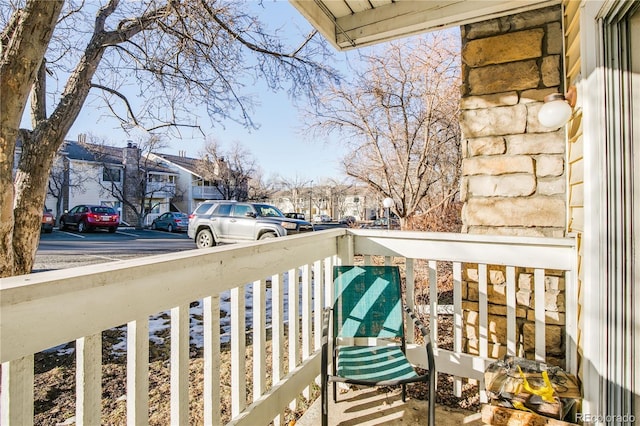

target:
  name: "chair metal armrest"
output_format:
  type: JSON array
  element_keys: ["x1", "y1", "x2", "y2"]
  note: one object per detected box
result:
[
  {"x1": 404, "y1": 305, "x2": 436, "y2": 368},
  {"x1": 404, "y1": 305, "x2": 436, "y2": 425},
  {"x1": 321, "y1": 307, "x2": 332, "y2": 346},
  {"x1": 404, "y1": 305, "x2": 429, "y2": 338}
]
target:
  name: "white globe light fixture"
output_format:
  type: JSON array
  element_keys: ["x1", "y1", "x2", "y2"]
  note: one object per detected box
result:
[
  {"x1": 537, "y1": 86, "x2": 577, "y2": 128},
  {"x1": 382, "y1": 197, "x2": 394, "y2": 230}
]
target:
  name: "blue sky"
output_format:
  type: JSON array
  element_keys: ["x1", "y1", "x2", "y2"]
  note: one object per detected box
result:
[{"x1": 64, "y1": 1, "x2": 352, "y2": 182}]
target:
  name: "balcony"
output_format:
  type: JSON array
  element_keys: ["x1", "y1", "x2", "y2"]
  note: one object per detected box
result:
[
  {"x1": 146, "y1": 181, "x2": 176, "y2": 198},
  {"x1": 192, "y1": 185, "x2": 222, "y2": 200},
  {"x1": 0, "y1": 229, "x2": 577, "y2": 425}
]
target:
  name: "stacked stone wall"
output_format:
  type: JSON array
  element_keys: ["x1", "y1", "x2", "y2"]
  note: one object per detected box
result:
[
  {"x1": 460, "y1": 5, "x2": 565, "y2": 238},
  {"x1": 462, "y1": 266, "x2": 567, "y2": 368},
  {"x1": 459, "y1": 6, "x2": 567, "y2": 367}
]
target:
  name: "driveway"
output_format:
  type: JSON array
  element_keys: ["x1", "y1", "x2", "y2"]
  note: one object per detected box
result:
[{"x1": 35, "y1": 227, "x2": 195, "y2": 272}]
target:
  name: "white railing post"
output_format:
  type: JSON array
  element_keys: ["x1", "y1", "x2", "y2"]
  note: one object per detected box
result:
[
  {"x1": 505, "y1": 266, "x2": 517, "y2": 356},
  {"x1": 1, "y1": 356, "x2": 34, "y2": 426},
  {"x1": 287, "y1": 268, "x2": 299, "y2": 411},
  {"x1": 204, "y1": 295, "x2": 221, "y2": 426},
  {"x1": 405, "y1": 258, "x2": 415, "y2": 344},
  {"x1": 76, "y1": 333, "x2": 102, "y2": 425},
  {"x1": 428, "y1": 260, "x2": 438, "y2": 346},
  {"x1": 253, "y1": 280, "x2": 266, "y2": 403},
  {"x1": 313, "y1": 259, "x2": 324, "y2": 352},
  {"x1": 301, "y1": 263, "x2": 312, "y2": 400},
  {"x1": 478, "y1": 263, "x2": 488, "y2": 360},
  {"x1": 453, "y1": 261, "x2": 463, "y2": 397},
  {"x1": 271, "y1": 273, "x2": 284, "y2": 426},
  {"x1": 171, "y1": 304, "x2": 190, "y2": 425},
  {"x1": 127, "y1": 318, "x2": 149, "y2": 426},
  {"x1": 230, "y1": 286, "x2": 246, "y2": 418},
  {"x1": 534, "y1": 268, "x2": 546, "y2": 362}
]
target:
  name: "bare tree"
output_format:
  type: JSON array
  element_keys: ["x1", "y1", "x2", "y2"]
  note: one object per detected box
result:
[
  {"x1": 195, "y1": 140, "x2": 258, "y2": 201},
  {"x1": 47, "y1": 153, "x2": 85, "y2": 221},
  {"x1": 277, "y1": 176, "x2": 313, "y2": 216},
  {"x1": 324, "y1": 178, "x2": 354, "y2": 219},
  {"x1": 247, "y1": 169, "x2": 276, "y2": 202},
  {"x1": 87, "y1": 134, "x2": 175, "y2": 228},
  {"x1": 1, "y1": 0, "x2": 339, "y2": 276},
  {"x1": 306, "y1": 33, "x2": 461, "y2": 229}
]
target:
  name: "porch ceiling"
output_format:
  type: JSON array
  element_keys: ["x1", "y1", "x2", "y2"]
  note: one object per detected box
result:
[{"x1": 290, "y1": 0, "x2": 560, "y2": 50}]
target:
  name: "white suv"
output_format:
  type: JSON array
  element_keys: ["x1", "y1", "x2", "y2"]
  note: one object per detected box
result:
[{"x1": 188, "y1": 201, "x2": 315, "y2": 249}]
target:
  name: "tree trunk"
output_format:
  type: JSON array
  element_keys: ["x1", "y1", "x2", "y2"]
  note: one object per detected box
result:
[
  {"x1": 0, "y1": 0, "x2": 63, "y2": 277},
  {"x1": 12, "y1": 129, "x2": 58, "y2": 273}
]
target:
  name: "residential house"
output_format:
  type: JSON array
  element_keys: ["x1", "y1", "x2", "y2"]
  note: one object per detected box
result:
[
  {"x1": 46, "y1": 139, "x2": 178, "y2": 226},
  {"x1": 148, "y1": 151, "x2": 225, "y2": 216},
  {"x1": 269, "y1": 184, "x2": 377, "y2": 221},
  {"x1": 46, "y1": 140, "x2": 242, "y2": 226}
]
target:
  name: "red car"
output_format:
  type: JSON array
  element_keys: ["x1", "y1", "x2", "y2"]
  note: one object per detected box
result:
[
  {"x1": 41, "y1": 208, "x2": 55, "y2": 233},
  {"x1": 59, "y1": 204, "x2": 120, "y2": 233}
]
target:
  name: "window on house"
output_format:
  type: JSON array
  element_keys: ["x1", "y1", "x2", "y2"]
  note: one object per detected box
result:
[{"x1": 103, "y1": 167, "x2": 121, "y2": 182}]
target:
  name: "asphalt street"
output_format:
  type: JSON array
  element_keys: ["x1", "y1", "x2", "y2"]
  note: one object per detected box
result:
[{"x1": 34, "y1": 227, "x2": 197, "y2": 272}]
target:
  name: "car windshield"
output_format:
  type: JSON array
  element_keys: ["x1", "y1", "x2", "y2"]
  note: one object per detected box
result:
[
  {"x1": 91, "y1": 206, "x2": 116, "y2": 214},
  {"x1": 255, "y1": 204, "x2": 284, "y2": 218}
]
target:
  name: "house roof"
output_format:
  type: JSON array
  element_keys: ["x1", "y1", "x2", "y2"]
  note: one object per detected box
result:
[
  {"x1": 153, "y1": 153, "x2": 202, "y2": 175},
  {"x1": 61, "y1": 140, "x2": 176, "y2": 174},
  {"x1": 290, "y1": 0, "x2": 559, "y2": 50},
  {"x1": 62, "y1": 140, "x2": 122, "y2": 165}
]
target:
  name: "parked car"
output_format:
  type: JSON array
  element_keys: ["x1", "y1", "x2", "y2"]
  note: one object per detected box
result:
[
  {"x1": 361, "y1": 217, "x2": 400, "y2": 230},
  {"x1": 313, "y1": 214, "x2": 332, "y2": 223},
  {"x1": 284, "y1": 212, "x2": 306, "y2": 220},
  {"x1": 59, "y1": 204, "x2": 120, "y2": 233},
  {"x1": 41, "y1": 208, "x2": 54, "y2": 233},
  {"x1": 151, "y1": 212, "x2": 188, "y2": 232},
  {"x1": 339, "y1": 216, "x2": 357, "y2": 226},
  {"x1": 188, "y1": 200, "x2": 314, "y2": 249}
]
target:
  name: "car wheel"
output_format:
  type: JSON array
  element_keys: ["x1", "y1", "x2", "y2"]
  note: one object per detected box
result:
[
  {"x1": 259, "y1": 232, "x2": 276, "y2": 240},
  {"x1": 167, "y1": 224, "x2": 173, "y2": 233},
  {"x1": 78, "y1": 220, "x2": 87, "y2": 233},
  {"x1": 196, "y1": 229, "x2": 215, "y2": 249},
  {"x1": 151, "y1": 222, "x2": 157, "y2": 230},
  {"x1": 108, "y1": 227, "x2": 117, "y2": 233},
  {"x1": 44, "y1": 228, "x2": 53, "y2": 234},
  {"x1": 60, "y1": 220, "x2": 67, "y2": 231}
]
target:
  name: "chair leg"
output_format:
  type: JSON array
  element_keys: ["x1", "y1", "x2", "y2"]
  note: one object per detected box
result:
[
  {"x1": 333, "y1": 382, "x2": 337, "y2": 403},
  {"x1": 402, "y1": 383, "x2": 407, "y2": 402},
  {"x1": 428, "y1": 371, "x2": 436, "y2": 425},
  {"x1": 321, "y1": 343, "x2": 329, "y2": 426},
  {"x1": 322, "y1": 381, "x2": 328, "y2": 426}
]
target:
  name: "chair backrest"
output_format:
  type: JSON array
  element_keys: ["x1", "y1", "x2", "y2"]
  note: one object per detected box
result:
[{"x1": 333, "y1": 265, "x2": 405, "y2": 339}]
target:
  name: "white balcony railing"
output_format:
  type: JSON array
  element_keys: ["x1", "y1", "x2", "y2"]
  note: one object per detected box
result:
[
  {"x1": 192, "y1": 185, "x2": 222, "y2": 200},
  {"x1": 0, "y1": 229, "x2": 577, "y2": 425},
  {"x1": 146, "y1": 181, "x2": 176, "y2": 197}
]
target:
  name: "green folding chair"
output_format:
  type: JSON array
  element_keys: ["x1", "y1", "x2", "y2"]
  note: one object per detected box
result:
[{"x1": 321, "y1": 265, "x2": 436, "y2": 426}]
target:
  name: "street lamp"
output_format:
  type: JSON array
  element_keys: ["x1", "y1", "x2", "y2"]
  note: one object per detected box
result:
[
  {"x1": 382, "y1": 197, "x2": 394, "y2": 230},
  {"x1": 309, "y1": 180, "x2": 313, "y2": 221}
]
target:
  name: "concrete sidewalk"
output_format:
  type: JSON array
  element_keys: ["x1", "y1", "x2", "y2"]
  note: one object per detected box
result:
[{"x1": 295, "y1": 386, "x2": 484, "y2": 426}]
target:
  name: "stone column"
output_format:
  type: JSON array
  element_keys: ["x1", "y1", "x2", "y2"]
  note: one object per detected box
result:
[{"x1": 458, "y1": 6, "x2": 567, "y2": 367}]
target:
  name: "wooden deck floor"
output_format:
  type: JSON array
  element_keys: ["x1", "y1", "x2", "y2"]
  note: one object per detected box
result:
[{"x1": 295, "y1": 386, "x2": 484, "y2": 426}]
